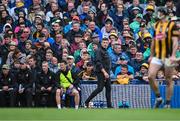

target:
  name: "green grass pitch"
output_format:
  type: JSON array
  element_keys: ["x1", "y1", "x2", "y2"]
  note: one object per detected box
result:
[{"x1": 0, "y1": 108, "x2": 180, "y2": 121}]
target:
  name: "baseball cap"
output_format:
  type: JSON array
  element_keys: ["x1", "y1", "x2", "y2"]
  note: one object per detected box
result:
[
  {"x1": 72, "y1": 16, "x2": 80, "y2": 21},
  {"x1": 141, "y1": 63, "x2": 149, "y2": 69},
  {"x1": 2, "y1": 64, "x2": 10, "y2": 70}
]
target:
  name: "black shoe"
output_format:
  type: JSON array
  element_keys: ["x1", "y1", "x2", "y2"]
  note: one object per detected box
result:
[{"x1": 154, "y1": 97, "x2": 163, "y2": 108}]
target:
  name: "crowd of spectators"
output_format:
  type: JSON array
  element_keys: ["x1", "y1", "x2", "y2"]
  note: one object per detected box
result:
[{"x1": 0, "y1": 0, "x2": 179, "y2": 108}]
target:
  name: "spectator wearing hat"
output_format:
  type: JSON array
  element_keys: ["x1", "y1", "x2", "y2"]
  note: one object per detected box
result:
[
  {"x1": 141, "y1": 32, "x2": 152, "y2": 60},
  {"x1": 122, "y1": 33, "x2": 135, "y2": 52},
  {"x1": 67, "y1": 55, "x2": 80, "y2": 74},
  {"x1": 74, "y1": 41, "x2": 87, "y2": 63},
  {"x1": 87, "y1": 40, "x2": 99, "y2": 61},
  {"x1": 83, "y1": 29, "x2": 92, "y2": 46},
  {"x1": 134, "y1": 63, "x2": 149, "y2": 84},
  {"x1": 127, "y1": 0, "x2": 143, "y2": 22},
  {"x1": 0, "y1": 64, "x2": 17, "y2": 107},
  {"x1": 78, "y1": 61, "x2": 96, "y2": 81},
  {"x1": 65, "y1": 22, "x2": 84, "y2": 44},
  {"x1": 76, "y1": 48, "x2": 91, "y2": 71},
  {"x1": 130, "y1": 13, "x2": 143, "y2": 33},
  {"x1": 109, "y1": 32, "x2": 121, "y2": 45},
  {"x1": 143, "y1": 4, "x2": 156, "y2": 27},
  {"x1": 64, "y1": 15, "x2": 87, "y2": 34},
  {"x1": 88, "y1": 7, "x2": 97, "y2": 22},
  {"x1": 101, "y1": 17, "x2": 114, "y2": 38},
  {"x1": 70, "y1": 33, "x2": 83, "y2": 54},
  {"x1": 96, "y1": 2, "x2": 109, "y2": 28},
  {"x1": 8, "y1": 41, "x2": 17, "y2": 53},
  {"x1": 109, "y1": 3, "x2": 128, "y2": 32},
  {"x1": 9, "y1": 0, "x2": 28, "y2": 20},
  {"x1": 15, "y1": 58, "x2": 33, "y2": 107}
]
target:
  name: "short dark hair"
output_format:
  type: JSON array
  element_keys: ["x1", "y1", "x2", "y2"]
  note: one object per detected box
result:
[
  {"x1": 59, "y1": 60, "x2": 67, "y2": 64},
  {"x1": 121, "y1": 64, "x2": 128, "y2": 69},
  {"x1": 102, "y1": 37, "x2": 109, "y2": 41}
]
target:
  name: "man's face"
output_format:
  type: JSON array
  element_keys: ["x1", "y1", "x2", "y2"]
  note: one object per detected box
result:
[
  {"x1": 101, "y1": 3, "x2": 107, "y2": 12},
  {"x1": 133, "y1": 0, "x2": 139, "y2": 6},
  {"x1": 130, "y1": 47, "x2": 137, "y2": 55},
  {"x1": 20, "y1": 63, "x2": 27, "y2": 70},
  {"x1": 114, "y1": 45, "x2": 122, "y2": 54},
  {"x1": 72, "y1": 23, "x2": 80, "y2": 32},
  {"x1": 88, "y1": 22, "x2": 95, "y2": 31},
  {"x1": 52, "y1": 23, "x2": 60, "y2": 31},
  {"x1": 42, "y1": 63, "x2": 48, "y2": 72},
  {"x1": 4, "y1": 37, "x2": 11, "y2": 44},
  {"x1": 135, "y1": 52, "x2": 143, "y2": 60},
  {"x1": 67, "y1": 58, "x2": 74, "y2": 65},
  {"x1": 28, "y1": 58, "x2": 36, "y2": 67},
  {"x1": 59, "y1": 62, "x2": 66, "y2": 71},
  {"x1": 2, "y1": 69, "x2": 9, "y2": 75},
  {"x1": 121, "y1": 67, "x2": 128, "y2": 75},
  {"x1": 101, "y1": 40, "x2": 109, "y2": 49}
]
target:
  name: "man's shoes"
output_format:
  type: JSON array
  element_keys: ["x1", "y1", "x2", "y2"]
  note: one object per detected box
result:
[
  {"x1": 84, "y1": 102, "x2": 89, "y2": 108},
  {"x1": 164, "y1": 104, "x2": 171, "y2": 108},
  {"x1": 154, "y1": 97, "x2": 163, "y2": 108}
]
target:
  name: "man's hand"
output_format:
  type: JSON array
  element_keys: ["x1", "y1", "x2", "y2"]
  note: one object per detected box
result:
[
  {"x1": 69, "y1": 84, "x2": 74, "y2": 89},
  {"x1": 3, "y1": 86, "x2": 9, "y2": 91},
  {"x1": 41, "y1": 87, "x2": 46, "y2": 91},
  {"x1": 104, "y1": 71, "x2": 109, "y2": 79},
  {"x1": 148, "y1": 56, "x2": 153, "y2": 63},
  {"x1": 47, "y1": 87, "x2": 52, "y2": 91}
]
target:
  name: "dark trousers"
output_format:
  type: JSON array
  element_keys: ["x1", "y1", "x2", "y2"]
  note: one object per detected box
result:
[
  {"x1": 35, "y1": 89, "x2": 56, "y2": 107},
  {"x1": 18, "y1": 88, "x2": 33, "y2": 107},
  {"x1": 0, "y1": 90, "x2": 17, "y2": 107},
  {"x1": 85, "y1": 72, "x2": 112, "y2": 107}
]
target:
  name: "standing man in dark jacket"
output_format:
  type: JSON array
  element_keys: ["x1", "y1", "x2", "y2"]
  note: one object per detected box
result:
[
  {"x1": 85, "y1": 38, "x2": 112, "y2": 108},
  {"x1": 0, "y1": 64, "x2": 17, "y2": 107}
]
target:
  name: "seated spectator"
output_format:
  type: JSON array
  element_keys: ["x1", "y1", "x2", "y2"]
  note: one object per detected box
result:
[
  {"x1": 56, "y1": 60, "x2": 80, "y2": 109},
  {"x1": 16, "y1": 59, "x2": 33, "y2": 107},
  {"x1": 78, "y1": 61, "x2": 97, "y2": 81},
  {"x1": 134, "y1": 63, "x2": 149, "y2": 84},
  {"x1": 70, "y1": 33, "x2": 83, "y2": 54},
  {"x1": 116, "y1": 64, "x2": 134, "y2": 84},
  {"x1": 0, "y1": 64, "x2": 17, "y2": 107},
  {"x1": 74, "y1": 41, "x2": 87, "y2": 63},
  {"x1": 108, "y1": 43, "x2": 129, "y2": 73},
  {"x1": 157, "y1": 70, "x2": 165, "y2": 85},
  {"x1": 129, "y1": 51, "x2": 145, "y2": 73},
  {"x1": 76, "y1": 49, "x2": 91, "y2": 70},
  {"x1": 101, "y1": 17, "x2": 114, "y2": 38},
  {"x1": 130, "y1": 13, "x2": 143, "y2": 33},
  {"x1": 36, "y1": 61, "x2": 59, "y2": 107},
  {"x1": 114, "y1": 56, "x2": 134, "y2": 77},
  {"x1": 49, "y1": 57, "x2": 59, "y2": 74}
]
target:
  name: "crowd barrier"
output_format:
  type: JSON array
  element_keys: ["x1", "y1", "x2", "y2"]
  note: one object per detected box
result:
[{"x1": 80, "y1": 82, "x2": 180, "y2": 108}]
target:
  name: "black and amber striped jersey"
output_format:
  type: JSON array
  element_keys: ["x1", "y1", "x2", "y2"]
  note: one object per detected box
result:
[{"x1": 153, "y1": 20, "x2": 179, "y2": 59}]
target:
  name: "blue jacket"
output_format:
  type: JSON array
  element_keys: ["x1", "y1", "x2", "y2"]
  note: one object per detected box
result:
[{"x1": 114, "y1": 65, "x2": 134, "y2": 77}]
